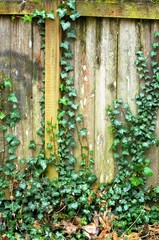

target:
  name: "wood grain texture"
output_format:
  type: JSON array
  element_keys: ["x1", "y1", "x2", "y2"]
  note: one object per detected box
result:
[
  {"x1": 94, "y1": 18, "x2": 118, "y2": 183},
  {"x1": 73, "y1": 17, "x2": 96, "y2": 168},
  {"x1": 76, "y1": 2, "x2": 159, "y2": 19},
  {"x1": 117, "y1": 19, "x2": 139, "y2": 113},
  {"x1": 0, "y1": 1, "x2": 44, "y2": 15},
  {"x1": 72, "y1": 17, "x2": 86, "y2": 166},
  {"x1": 10, "y1": 19, "x2": 33, "y2": 169},
  {"x1": 1, "y1": 0, "x2": 159, "y2": 20},
  {"x1": 32, "y1": 20, "x2": 44, "y2": 157},
  {"x1": 140, "y1": 20, "x2": 159, "y2": 186},
  {"x1": 45, "y1": 0, "x2": 61, "y2": 180},
  {"x1": 0, "y1": 16, "x2": 11, "y2": 166}
]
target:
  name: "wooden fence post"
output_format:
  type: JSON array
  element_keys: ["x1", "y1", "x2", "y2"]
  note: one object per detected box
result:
[{"x1": 45, "y1": 0, "x2": 61, "y2": 180}]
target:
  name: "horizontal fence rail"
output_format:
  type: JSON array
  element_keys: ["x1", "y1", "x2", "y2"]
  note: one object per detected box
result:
[{"x1": 0, "y1": 0, "x2": 159, "y2": 20}]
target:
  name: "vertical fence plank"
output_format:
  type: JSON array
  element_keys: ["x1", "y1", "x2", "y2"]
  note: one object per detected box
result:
[
  {"x1": 10, "y1": 19, "x2": 33, "y2": 169},
  {"x1": 45, "y1": 0, "x2": 61, "y2": 180},
  {"x1": 117, "y1": 19, "x2": 140, "y2": 113},
  {"x1": 0, "y1": 16, "x2": 11, "y2": 182},
  {"x1": 140, "y1": 20, "x2": 159, "y2": 186},
  {"x1": 150, "y1": 21, "x2": 159, "y2": 186},
  {"x1": 74, "y1": 17, "x2": 96, "y2": 167},
  {"x1": 32, "y1": 21, "x2": 44, "y2": 157},
  {"x1": 0, "y1": 16, "x2": 11, "y2": 78},
  {"x1": 94, "y1": 18, "x2": 118, "y2": 183}
]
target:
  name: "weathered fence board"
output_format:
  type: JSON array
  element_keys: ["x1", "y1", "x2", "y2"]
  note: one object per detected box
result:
[
  {"x1": 72, "y1": 17, "x2": 159, "y2": 185},
  {"x1": 45, "y1": 0, "x2": 61, "y2": 180},
  {"x1": 1, "y1": 0, "x2": 159, "y2": 20},
  {"x1": 94, "y1": 18, "x2": 118, "y2": 183},
  {"x1": 117, "y1": 19, "x2": 139, "y2": 113},
  {"x1": 0, "y1": 16, "x2": 43, "y2": 170},
  {"x1": 140, "y1": 20, "x2": 159, "y2": 186}
]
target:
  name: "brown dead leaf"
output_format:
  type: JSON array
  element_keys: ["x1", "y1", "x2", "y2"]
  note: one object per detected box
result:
[
  {"x1": 1, "y1": 234, "x2": 8, "y2": 239},
  {"x1": 82, "y1": 223, "x2": 99, "y2": 235},
  {"x1": 143, "y1": 205, "x2": 151, "y2": 211},
  {"x1": 32, "y1": 220, "x2": 41, "y2": 229},
  {"x1": 61, "y1": 220, "x2": 78, "y2": 234},
  {"x1": 88, "y1": 194, "x2": 93, "y2": 204},
  {"x1": 72, "y1": 216, "x2": 81, "y2": 225},
  {"x1": 123, "y1": 232, "x2": 141, "y2": 240},
  {"x1": 99, "y1": 215, "x2": 112, "y2": 232},
  {"x1": 97, "y1": 230, "x2": 113, "y2": 239},
  {"x1": 149, "y1": 226, "x2": 159, "y2": 234},
  {"x1": 112, "y1": 232, "x2": 120, "y2": 240}
]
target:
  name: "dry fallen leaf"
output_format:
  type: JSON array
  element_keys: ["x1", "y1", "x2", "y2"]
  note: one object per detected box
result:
[
  {"x1": 82, "y1": 223, "x2": 99, "y2": 235},
  {"x1": 32, "y1": 220, "x2": 41, "y2": 229},
  {"x1": 123, "y1": 232, "x2": 141, "y2": 240},
  {"x1": 61, "y1": 220, "x2": 78, "y2": 234}
]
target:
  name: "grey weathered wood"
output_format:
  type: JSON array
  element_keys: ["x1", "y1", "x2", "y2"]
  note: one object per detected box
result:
[
  {"x1": 10, "y1": 19, "x2": 33, "y2": 167},
  {"x1": 94, "y1": 18, "x2": 118, "y2": 183},
  {"x1": 117, "y1": 19, "x2": 139, "y2": 113},
  {"x1": 74, "y1": 17, "x2": 97, "y2": 168},
  {"x1": 0, "y1": 16, "x2": 11, "y2": 169},
  {"x1": 73, "y1": 17, "x2": 87, "y2": 166},
  {"x1": 32, "y1": 20, "x2": 44, "y2": 157},
  {"x1": 140, "y1": 20, "x2": 159, "y2": 186}
]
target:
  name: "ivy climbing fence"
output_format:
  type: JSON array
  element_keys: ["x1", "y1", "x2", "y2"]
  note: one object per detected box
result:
[{"x1": 0, "y1": 0, "x2": 159, "y2": 186}]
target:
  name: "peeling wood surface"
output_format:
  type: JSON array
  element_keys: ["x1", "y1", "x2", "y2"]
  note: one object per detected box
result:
[
  {"x1": 0, "y1": 16, "x2": 43, "y2": 170},
  {"x1": 94, "y1": 18, "x2": 118, "y2": 183},
  {"x1": 73, "y1": 17, "x2": 159, "y2": 185}
]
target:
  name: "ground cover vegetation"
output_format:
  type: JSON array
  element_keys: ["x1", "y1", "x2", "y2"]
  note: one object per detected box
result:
[{"x1": 0, "y1": 0, "x2": 159, "y2": 239}]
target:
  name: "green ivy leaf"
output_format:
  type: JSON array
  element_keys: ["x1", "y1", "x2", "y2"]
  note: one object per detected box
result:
[
  {"x1": 76, "y1": 114, "x2": 83, "y2": 122},
  {"x1": 67, "y1": 0, "x2": 76, "y2": 10},
  {"x1": 131, "y1": 176, "x2": 143, "y2": 186},
  {"x1": 4, "y1": 78, "x2": 12, "y2": 89},
  {"x1": 68, "y1": 202, "x2": 79, "y2": 210},
  {"x1": 60, "y1": 21, "x2": 71, "y2": 31},
  {"x1": 22, "y1": 14, "x2": 33, "y2": 23},
  {"x1": 152, "y1": 42, "x2": 159, "y2": 49},
  {"x1": 78, "y1": 128, "x2": 87, "y2": 137},
  {"x1": 59, "y1": 97, "x2": 68, "y2": 106},
  {"x1": 47, "y1": 10, "x2": 55, "y2": 19},
  {"x1": 67, "y1": 29, "x2": 76, "y2": 38},
  {"x1": 154, "y1": 31, "x2": 159, "y2": 38},
  {"x1": 5, "y1": 133, "x2": 14, "y2": 143},
  {"x1": 56, "y1": 8, "x2": 67, "y2": 18},
  {"x1": 47, "y1": 143, "x2": 52, "y2": 149},
  {"x1": 60, "y1": 41, "x2": 70, "y2": 50},
  {"x1": 70, "y1": 11, "x2": 81, "y2": 21},
  {"x1": 8, "y1": 93, "x2": 18, "y2": 103},
  {"x1": 154, "y1": 186, "x2": 159, "y2": 193},
  {"x1": 29, "y1": 140, "x2": 37, "y2": 150},
  {"x1": 0, "y1": 112, "x2": 6, "y2": 120},
  {"x1": 150, "y1": 51, "x2": 157, "y2": 58},
  {"x1": 144, "y1": 167, "x2": 153, "y2": 177}
]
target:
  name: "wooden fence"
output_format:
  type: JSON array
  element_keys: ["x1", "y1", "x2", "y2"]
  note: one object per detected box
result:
[{"x1": 0, "y1": 0, "x2": 159, "y2": 185}]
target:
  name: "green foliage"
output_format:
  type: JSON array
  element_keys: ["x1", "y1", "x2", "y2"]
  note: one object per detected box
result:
[
  {"x1": 0, "y1": 1, "x2": 96, "y2": 239},
  {"x1": 22, "y1": 9, "x2": 54, "y2": 24},
  {"x1": 103, "y1": 31, "x2": 159, "y2": 233}
]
